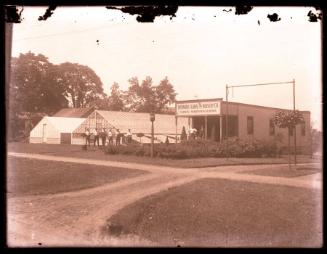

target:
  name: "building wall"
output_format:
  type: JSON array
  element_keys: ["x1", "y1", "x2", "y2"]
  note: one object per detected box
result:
[
  {"x1": 29, "y1": 137, "x2": 43, "y2": 143},
  {"x1": 45, "y1": 138, "x2": 61, "y2": 144},
  {"x1": 220, "y1": 102, "x2": 311, "y2": 152},
  {"x1": 30, "y1": 117, "x2": 61, "y2": 143},
  {"x1": 72, "y1": 137, "x2": 86, "y2": 145}
]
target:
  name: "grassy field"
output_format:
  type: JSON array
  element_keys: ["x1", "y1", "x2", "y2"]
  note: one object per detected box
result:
[
  {"x1": 8, "y1": 142, "x2": 320, "y2": 168},
  {"x1": 240, "y1": 165, "x2": 321, "y2": 178},
  {"x1": 7, "y1": 157, "x2": 146, "y2": 197},
  {"x1": 105, "y1": 178, "x2": 322, "y2": 247}
]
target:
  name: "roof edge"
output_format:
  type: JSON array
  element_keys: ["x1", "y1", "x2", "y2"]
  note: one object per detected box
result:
[
  {"x1": 222, "y1": 101, "x2": 310, "y2": 113},
  {"x1": 176, "y1": 98, "x2": 223, "y2": 104},
  {"x1": 95, "y1": 110, "x2": 176, "y2": 116}
]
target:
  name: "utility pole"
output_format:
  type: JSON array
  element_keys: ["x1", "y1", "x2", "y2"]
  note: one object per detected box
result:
[
  {"x1": 225, "y1": 80, "x2": 296, "y2": 164},
  {"x1": 293, "y1": 79, "x2": 297, "y2": 165},
  {"x1": 225, "y1": 84, "x2": 229, "y2": 159},
  {"x1": 151, "y1": 120, "x2": 154, "y2": 157},
  {"x1": 150, "y1": 112, "x2": 155, "y2": 158}
]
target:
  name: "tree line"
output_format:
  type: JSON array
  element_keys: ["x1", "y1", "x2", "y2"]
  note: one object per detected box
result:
[
  {"x1": 10, "y1": 51, "x2": 177, "y2": 115},
  {"x1": 8, "y1": 51, "x2": 177, "y2": 140}
]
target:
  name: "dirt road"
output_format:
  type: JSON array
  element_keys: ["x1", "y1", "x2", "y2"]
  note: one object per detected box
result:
[{"x1": 7, "y1": 152, "x2": 322, "y2": 247}]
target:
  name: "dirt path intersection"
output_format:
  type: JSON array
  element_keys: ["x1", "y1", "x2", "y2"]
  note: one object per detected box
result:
[{"x1": 7, "y1": 152, "x2": 322, "y2": 247}]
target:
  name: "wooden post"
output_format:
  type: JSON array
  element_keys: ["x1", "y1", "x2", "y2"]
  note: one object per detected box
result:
[{"x1": 219, "y1": 116, "x2": 223, "y2": 142}]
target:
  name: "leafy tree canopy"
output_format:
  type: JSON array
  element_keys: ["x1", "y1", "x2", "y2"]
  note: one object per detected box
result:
[
  {"x1": 10, "y1": 52, "x2": 68, "y2": 114},
  {"x1": 273, "y1": 110, "x2": 305, "y2": 129},
  {"x1": 108, "y1": 82, "x2": 125, "y2": 111},
  {"x1": 56, "y1": 62, "x2": 105, "y2": 108},
  {"x1": 125, "y1": 76, "x2": 176, "y2": 113},
  {"x1": 10, "y1": 52, "x2": 176, "y2": 117}
]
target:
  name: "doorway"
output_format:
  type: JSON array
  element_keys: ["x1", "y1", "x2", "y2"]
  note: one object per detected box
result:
[
  {"x1": 192, "y1": 116, "x2": 220, "y2": 142},
  {"x1": 60, "y1": 133, "x2": 71, "y2": 144},
  {"x1": 207, "y1": 116, "x2": 220, "y2": 142}
]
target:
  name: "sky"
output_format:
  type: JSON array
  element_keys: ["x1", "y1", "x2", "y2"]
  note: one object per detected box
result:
[{"x1": 11, "y1": 6, "x2": 322, "y2": 130}]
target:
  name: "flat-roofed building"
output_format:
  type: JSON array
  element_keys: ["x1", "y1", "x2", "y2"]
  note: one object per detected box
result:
[{"x1": 175, "y1": 98, "x2": 311, "y2": 153}]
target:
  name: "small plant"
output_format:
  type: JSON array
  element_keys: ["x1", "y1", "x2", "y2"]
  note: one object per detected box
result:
[
  {"x1": 105, "y1": 145, "x2": 119, "y2": 155},
  {"x1": 181, "y1": 126, "x2": 187, "y2": 141},
  {"x1": 136, "y1": 133, "x2": 144, "y2": 143}
]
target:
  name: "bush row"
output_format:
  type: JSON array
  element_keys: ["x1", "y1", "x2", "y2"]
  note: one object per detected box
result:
[{"x1": 104, "y1": 138, "x2": 283, "y2": 159}]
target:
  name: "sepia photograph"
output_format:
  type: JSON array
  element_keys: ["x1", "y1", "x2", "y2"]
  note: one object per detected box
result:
[{"x1": 5, "y1": 5, "x2": 323, "y2": 247}]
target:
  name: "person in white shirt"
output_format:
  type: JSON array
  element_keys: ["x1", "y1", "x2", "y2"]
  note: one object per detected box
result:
[
  {"x1": 189, "y1": 127, "x2": 197, "y2": 140},
  {"x1": 108, "y1": 129, "x2": 113, "y2": 145},
  {"x1": 126, "y1": 129, "x2": 132, "y2": 144},
  {"x1": 188, "y1": 127, "x2": 194, "y2": 140},
  {"x1": 100, "y1": 128, "x2": 107, "y2": 146},
  {"x1": 93, "y1": 128, "x2": 99, "y2": 146},
  {"x1": 115, "y1": 129, "x2": 121, "y2": 146},
  {"x1": 85, "y1": 128, "x2": 90, "y2": 146}
]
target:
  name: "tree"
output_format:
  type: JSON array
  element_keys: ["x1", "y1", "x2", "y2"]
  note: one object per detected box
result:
[
  {"x1": 125, "y1": 76, "x2": 155, "y2": 112},
  {"x1": 88, "y1": 95, "x2": 109, "y2": 110},
  {"x1": 9, "y1": 52, "x2": 69, "y2": 141},
  {"x1": 273, "y1": 110, "x2": 304, "y2": 168},
  {"x1": 139, "y1": 76, "x2": 157, "y2": 112},
  {"x1": 125, "y1": 76, "x2": 176, "y2": 113},
  {"x1": 108, "y1": 82, "x2": 124, "y2": 111},
  {"x1": 10, "y1": 52, "x2": 68, "y2": 114},
  {"x1": 155, "y1": 77, "x2": 176, "y2": 112},
  {"x1": 125, "y1": 77, "x2": 143, "y2": 112},
  {"x1": 56, "y1": 62, "x2": 105, "y2": 108}
]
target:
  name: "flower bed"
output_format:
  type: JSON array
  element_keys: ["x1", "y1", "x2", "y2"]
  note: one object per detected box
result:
[{"x1": 104, "y1": 138, "x2": 282, "y2": 159}]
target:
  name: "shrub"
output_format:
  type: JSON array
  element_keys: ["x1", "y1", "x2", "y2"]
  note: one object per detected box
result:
[
  {"x1": 105, "y1": 145, "x2": 119, "y2": 155},
  {"x1": 181, "y1": 126, "x2": 187, "y2": 141},
  {"x1": 135, "y1": 147, "x2": 145, "y2": 156},
  {"x1": 103, "y1": 138, "x2": 280, "y2": 159}
]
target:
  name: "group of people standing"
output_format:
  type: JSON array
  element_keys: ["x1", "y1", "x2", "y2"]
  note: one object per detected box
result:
[{"x1": 84, "y1": 128, "x2": 133, "y2": 147}]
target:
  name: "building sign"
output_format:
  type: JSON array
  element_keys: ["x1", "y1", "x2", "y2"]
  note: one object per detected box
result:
[{"x1": 176, "y1": 100, "x2": 221, "y2": 116}]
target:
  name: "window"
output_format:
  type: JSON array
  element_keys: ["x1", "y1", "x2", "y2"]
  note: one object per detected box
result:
[
  {"x1": 301, "y1": 122, "x2": 306, "y2": 136},
  {"x1": 289, "y1": 127, "x2": 294, "y2": 136},
  {"x1": 269, "y1": 119, "x2": 275, "y2": 136},
  {"x1": 222, "y1": 115, "x2": 239, "y2": 137},
  {"x1": 247, "y1": 116, "x2": 254, "y2": 135}
]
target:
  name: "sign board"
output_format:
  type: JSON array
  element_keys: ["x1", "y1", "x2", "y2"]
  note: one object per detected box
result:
[{"x1": 176, "y1": 100, "x2": 221, "y2": 116}]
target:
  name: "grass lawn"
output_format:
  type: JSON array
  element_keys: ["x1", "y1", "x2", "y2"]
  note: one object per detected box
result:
[
  {"x1": 105, "y1": 178, "x2": 322, "y2": 247},
  {"x1": 8, "y1": 142, "x2": 320, "y2": 168},
  {"x1": 240, "y1": 165, "x2": 321, "y2": 178},
  {"x1": 6, "y1": 157, "x2": 146, "y2": 197}
]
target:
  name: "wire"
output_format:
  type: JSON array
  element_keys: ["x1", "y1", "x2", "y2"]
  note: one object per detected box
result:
[
  {"x1": 227, "y1": 81, "x2": 293, "y2": 88},
  {"x1": 13, "y1": 23, "x2": 118, "y2": 42}
]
